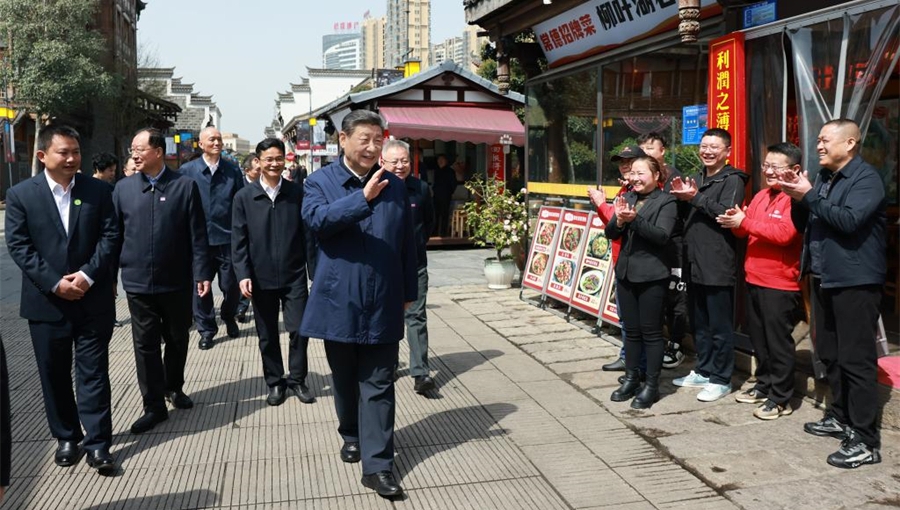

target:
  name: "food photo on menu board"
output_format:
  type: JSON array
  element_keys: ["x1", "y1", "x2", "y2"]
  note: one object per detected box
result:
[
  {"x1": 544, "y1": 209, "x2": 590, "y2": 304},
  {"x1": 522, "y1": 206, "x2": 563, "y2": 292},
  {"x1": 570, "y1": 214, "x2": 615, "y2": 317}
]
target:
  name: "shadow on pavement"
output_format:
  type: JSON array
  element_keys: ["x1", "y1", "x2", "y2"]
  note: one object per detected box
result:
[{"x1": 82, "y1": 489, "x2": 219, "y2": 510}]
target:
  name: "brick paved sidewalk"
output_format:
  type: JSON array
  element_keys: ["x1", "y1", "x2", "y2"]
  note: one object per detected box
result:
[{"x1": 1, "y1": 244, "x2": 897, "y2": 509}]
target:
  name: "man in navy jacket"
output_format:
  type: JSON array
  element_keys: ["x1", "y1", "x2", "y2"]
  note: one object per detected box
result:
[
  {"x1": 114, "y1": 128, "x2": 212, "y2": 435},
  {"x1": 232, "y1": 138, "x2": 315, "y2": 406},
  {"x1": 179, "y1": 127, "x2": 244, "y2": 349},
  {"x1": 779, "y1": 118, "x2": 886, "y2": 469},
  {"x1": 4, "y1": 124, "x2": 119, "y2": 474},
  {"x1": 301, "y1": 110, "x2": 417, "y2": 499}
]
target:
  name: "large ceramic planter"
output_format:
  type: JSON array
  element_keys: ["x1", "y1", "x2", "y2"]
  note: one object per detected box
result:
[{"x1": 483, "y1": 257, "x2": 517, "y2": 289}]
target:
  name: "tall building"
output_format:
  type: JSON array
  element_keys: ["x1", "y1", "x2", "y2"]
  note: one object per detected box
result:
[
  {"x1": 362, "y1": 15, "x2": 386, "y2": 70},
  {"x1": 431, "y1": 26, "x2": 487, "y2": 72},
  {"x1": 322, "y1": 32, "x2": 363, "y2": 70},
  {"x1": 384, "y1": 0, "x2": 430, "y2": 68}
]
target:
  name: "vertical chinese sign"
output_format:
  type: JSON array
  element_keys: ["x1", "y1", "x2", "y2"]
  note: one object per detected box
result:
[
  {"x1": 489, "y1": 144, "x2": 505, "y2": 182},
  {"x1": 708, "y1": 32, "x2": 747, "y2": 171}
]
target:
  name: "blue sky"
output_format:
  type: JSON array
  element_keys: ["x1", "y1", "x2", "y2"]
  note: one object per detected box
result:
[{"x1": 137, "y1": 0, "x2": 469, "y2": 141}]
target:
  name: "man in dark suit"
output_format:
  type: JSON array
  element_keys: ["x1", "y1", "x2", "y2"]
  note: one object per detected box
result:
[
  {"x1": 302, "y1": 110, "x2": 418, "y2": 499},
  {"x1": 381, "y1": 140, "x2": 435, "y2": 394},
  {"x1": 179, "y1": 127, "x2": 244, "y2": 350},
  {"x1": 4, "y1": 124, "x2": 119, "y2": 475},
  {"x1": 232, "y1": 138, "x2": 315, "y2": 406},
  {"x1": 1, "y1": 334, "x2": 11, "y2": 500},
  {"x1": 114, "y1": 128, "x2": 213, "y2": 434}
]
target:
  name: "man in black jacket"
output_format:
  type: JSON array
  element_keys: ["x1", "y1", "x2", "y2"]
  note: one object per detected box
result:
[
  {"x1": 671, "y1": 128, "x2": 748, "y2": 403},
  {"x1": 382, "y1": 140, "x2": 436, "y2": 394},
  {"x1": 232, "y1": 138, "x2": 315, "y2": 406},
  {"x1": 114, "y1": 128, "x2": 213, "y2": 434},
  {"x1": 779, "y1": 118, "x2": 886, "y2": 469},
  {"x1": 4, "y1": 124, "x2": 119, "y2": 474}
]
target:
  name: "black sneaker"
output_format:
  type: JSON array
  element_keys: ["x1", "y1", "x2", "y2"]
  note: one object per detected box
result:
[
  {"x1": 826, "y1": 430, "x2": 881, "y2": 469},
  {"x1": 804, "y1": 415, "x2": 849, "y2": 439},
  {"x1": 661, "y1": 342, "x2": 684, "y2": 369}
]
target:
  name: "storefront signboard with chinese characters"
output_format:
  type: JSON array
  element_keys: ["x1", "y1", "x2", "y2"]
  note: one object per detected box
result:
[
  {"x1": 522, "y1": 206, "x2": 564, "y2": 293},
  {"x1": 545, "y1": 209, "x2": 591, "y2": 304},
  {"x1": 533, "y1": 0, "x2": 721, "y2": 68},
  {"x1": 569, "y1": 214, "x2": 615, "y2": 316},
  {"x1": 708, "y1": 32, "x2": 748, "y2": 171}
]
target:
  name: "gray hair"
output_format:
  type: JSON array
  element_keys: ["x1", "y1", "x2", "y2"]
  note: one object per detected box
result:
[
  {"x1": 341, "y1": 109, "x2": 385, "y2": 135},
  {"x1": 382, "y1": 139, "x2": 409, "y2": 155}
]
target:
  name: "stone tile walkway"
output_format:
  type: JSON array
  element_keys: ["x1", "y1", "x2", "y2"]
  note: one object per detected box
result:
[{"x1": 0, "y1": 242, "x2": 897, "y2": 509}]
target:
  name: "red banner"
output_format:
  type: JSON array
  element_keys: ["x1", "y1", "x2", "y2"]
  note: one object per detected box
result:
[
  {"x1": 489, "y1": 144, "x2": 505, "y2": 182},
  {"x1": 708, "y1": 33, "x2": 747, "y2": 171}
]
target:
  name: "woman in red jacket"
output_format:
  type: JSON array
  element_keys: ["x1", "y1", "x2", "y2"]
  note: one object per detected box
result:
[{"x1": 717, "y1": 142, "x2": 803, "y2": 420}]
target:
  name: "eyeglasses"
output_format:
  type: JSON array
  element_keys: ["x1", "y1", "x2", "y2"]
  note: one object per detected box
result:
[
  {"x1": 698, "y1": 145, "x2": 730, "y2": 153},
  {"x1": 760, "y1": 164, "x2": 792, "y2": 172},
  {"x1": 382, "y1": 159, "x2": 410, "y2": 167},
  {"x1": 260, "y1": 157, "x2": 285, "y2": 164},
  {"x1": 128, "y1": 146, "x2": 153, "y2": 155}
]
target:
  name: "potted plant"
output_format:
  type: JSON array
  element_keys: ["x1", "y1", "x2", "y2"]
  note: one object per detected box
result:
[{"x1": 463, "y1": 176, "x2": 529, "y2": 289}]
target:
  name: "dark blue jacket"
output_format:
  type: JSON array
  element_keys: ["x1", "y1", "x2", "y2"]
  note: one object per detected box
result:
[
  {"x1": 406, "y1": 175, "x2": 434, "y2": 269},
  {"x1": 300, "y1": 159, "x2": 418, "y2": 344},
  {"x1": 179, "y1": 156, "x2": 244, "y2": 246},
  {"x1": 232, "y1": 179, "x2": 310, "y2": 290},
  {"x1": 113, "y1": 168, "x2": 213, "y2": 294},
  {"x1": 797, "y1": 154, "x2": 886, "y2": 288},
  {"x1": 5, "y1": 172, "x2": 119, "y2": 322}
]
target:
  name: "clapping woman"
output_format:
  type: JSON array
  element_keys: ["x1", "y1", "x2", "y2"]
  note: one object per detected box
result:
[{"x1": 605, "y1": 157, "x2": 677, "y2": 409}]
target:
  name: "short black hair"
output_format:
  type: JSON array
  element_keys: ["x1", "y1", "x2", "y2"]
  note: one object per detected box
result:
[
  {"x1": 701, "y1": 128, "x2": 732, "y2": 147},
  {"x1": 241, "y1": 153, "x2": 258, "y2": 170},
  {"x1": 341, "y1": 109, "x2": 384, "y2": 135},
  {"x1": 255, "y1": 138, "x2": 285, "y2": 156},
  {"x1": 134, "y1": 128, "x2": 166, "y2": 150},
  {"x1": 767, "y1": 142, "x2": 802, "y2": 166},
  {"x1": 37, "y1": 124, "x2": 81, "y2": 152},
  {"x1": 92, "y1": 152, "x2": 118, "y2": 172},
  {"x1": 636, "y1": 132, "x2": 667, "y2": 148}
]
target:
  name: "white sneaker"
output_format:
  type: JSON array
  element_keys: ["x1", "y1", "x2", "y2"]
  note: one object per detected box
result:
[
  {"x1": 672, "y1": 370, "x2": 709, "y2": 388},
  {"x1": 697, "y1": 383, "x2": 732, "y2": 402}
]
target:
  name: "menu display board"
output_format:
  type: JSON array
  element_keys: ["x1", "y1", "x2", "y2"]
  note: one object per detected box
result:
[
  {"x1": 569, "y1": 214, "x2": 614, "y2": 316},
  {"x1": 599, "y1": 273, "x2": 620, "y2": 327},
  {"x1": 522, "y1": 206, "x2": 563, "y2": 293},
  {"x1": 545, "y1": 209, "x2": 591, "y2": 304}
]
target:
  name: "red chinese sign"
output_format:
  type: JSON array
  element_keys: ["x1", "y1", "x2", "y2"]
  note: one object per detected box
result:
[
  {"x1": 708, "y1": 33, "x2": 747, "y2": 171},
  {"x1": 489, "y1": 145, "x2": 505, "y2": 182}
]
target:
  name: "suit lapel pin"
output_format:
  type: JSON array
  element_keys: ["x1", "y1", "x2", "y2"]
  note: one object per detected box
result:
[
  {"x1": 160, "y1": 196, "x2": 166, "y2": 201},
  {"x1": 74, "y1": 199, "x2": 82, "y2": 206}
]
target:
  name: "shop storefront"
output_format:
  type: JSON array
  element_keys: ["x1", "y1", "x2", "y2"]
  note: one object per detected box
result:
[
  {"x1": 311, "y1": 61, "x2": 526, "y2": 244},
  {"x1": 468, "y1": 0, "x2": 898, "y2": 339}
]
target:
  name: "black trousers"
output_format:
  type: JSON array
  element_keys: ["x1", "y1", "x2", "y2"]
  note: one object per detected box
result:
[
  {"x1": 324, "y1": 341, "x2": 398, "y2": 475},
  {"x1": 28, "y1": 313, "x2": 113, "y2": 450},
  {"x1": 617, "y1": 278, "x2": 668, "y2": 379},
  {"x1": 665, "y1": 275, "x2": 689, "y2": 343},
  {"x1": 691, "y1": 284, "x2": 735, "y2": 386},
  {"x1": 746, "y1": 284, "x2": 800, "y2": 405},
  {"x1": 251, "y1": 285, "x2": 309, "y2": 388},
  {"x1": 1, "y1": 336, "x2": 10, "y2": 486},
  {"x1": 812, "y1": 279, "x2": 881, "y2": 448},
  {"x1": 433, "y1": 194, "x2": 452, "y2": 237},
  {"x1": 127, "y1": 289, "x2": 193, "y2": 413},
  {"x1": 193, "y1": 244, "x2": 240, "y2": 336}
]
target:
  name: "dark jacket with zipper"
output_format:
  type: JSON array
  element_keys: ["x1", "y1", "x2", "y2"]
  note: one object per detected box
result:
[
  {"x1": 231, "y1": 178, "x2": 310, "y2": 291},
  {"x1": 795, "y1": 154, "x2": 886, "y2": 288},
  {"x1": 406, "y1": 175, "x2": 434, "y2": 269},
  {"x1": 683, "y1": 165, "x2": 749, "y2": 287},
  {"x1": 113, "y1": 169, "x2": 212, "y2": 294},
  {"x1": 606, "y1": 188, "x2": 678, "y2": 283}
]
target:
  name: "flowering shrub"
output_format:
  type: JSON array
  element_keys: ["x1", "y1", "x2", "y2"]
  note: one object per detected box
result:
[{"x1": 463, "y1": 176, "x2": 528, "y2": 261}]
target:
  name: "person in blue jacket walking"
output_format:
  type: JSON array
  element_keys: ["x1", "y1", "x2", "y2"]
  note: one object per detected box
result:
[{"x1": 301, "y1": 110, "x2": 417, "y2": 499}]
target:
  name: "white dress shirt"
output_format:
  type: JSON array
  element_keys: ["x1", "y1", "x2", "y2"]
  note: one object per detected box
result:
[
  {"x1": 261, "y1": 177, "x2": 282, "y2": 203},
  {"x1": 202, "y1": 155, "x2": 220, "y2": 175},
  {"x1": 45, "y1": 172, "x2": 93, "y2": 291}
]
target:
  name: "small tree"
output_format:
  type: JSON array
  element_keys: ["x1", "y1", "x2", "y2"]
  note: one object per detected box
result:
[
  {"x1": 464, "y1": 176, "x2": 529, "y2": 261},
  {"x1": 0, "y1": 0, "x2": 115, "y2": 174}
]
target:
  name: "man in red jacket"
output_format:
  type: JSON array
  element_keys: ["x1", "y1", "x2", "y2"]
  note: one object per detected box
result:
[{"x1": 717, "y1": 142, "x2": 803, "y2": 419}]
